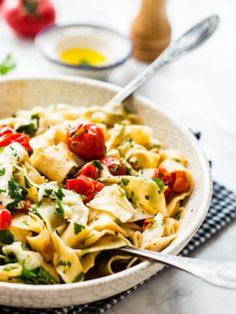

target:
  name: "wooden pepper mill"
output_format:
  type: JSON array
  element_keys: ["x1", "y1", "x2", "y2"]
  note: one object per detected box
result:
[{"x1": 131, "y1": 0, "x2": 171, "y2": 62}]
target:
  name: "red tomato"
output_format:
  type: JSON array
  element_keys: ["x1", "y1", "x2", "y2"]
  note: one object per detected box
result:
[
  {"x1": 101, "y1": 157, "x2": 127, "y2": 176},
  {"x1": 0, "y1": 126, "x2": 13, "y2": 136},
  {"x1": 0, "y1": 131, "x2": 32, "y2": 152},
  {"x1": 67, "y1": 123, "x2": 105, "y2": 161},
  {"x1": 172, "y1": 171, "x2": 190, "y2": 193},
  {"x1": 2, "y1": 0, "x2": 56, "y2": 38},
  {"x1": 66, "y1": 175, "x2": 104, "y2": 204},
  {"x1": 80, "y1": 164, "x2": 99, "y2": 179},
  {"x1": 153, "y1": 168, "x2": 190, "y2": 200},
  {"x1": 0, "y1": 206, "x2": 12, "y2": 230}
]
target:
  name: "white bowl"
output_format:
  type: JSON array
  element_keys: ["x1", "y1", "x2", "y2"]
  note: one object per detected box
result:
[
  {"x1": 35, "y1": 24, "x2": 132, "y2": 80},
  {"x1": 0, "y1": 76, "x2": 212, "y2": 308}
]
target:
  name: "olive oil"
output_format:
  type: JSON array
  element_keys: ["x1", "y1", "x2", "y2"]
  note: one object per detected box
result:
[{"x1": 60, "y1": 48, "x2": 107, "y2": 66}]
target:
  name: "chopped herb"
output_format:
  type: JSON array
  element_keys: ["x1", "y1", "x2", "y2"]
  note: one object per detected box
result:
[
  {"x1": 112, "y1": 164, "x2": 120, "y2": 172},
  {"x1": 114, "y1": 217, "x2": 122, "y2": 224},
  {"x1": 0, "y1": 147, "x2": 5, "y2": 153},
  {"x1": 21, "y1": 266, "x2": 54, "y2": 285},
  {"x1": 83, "y1": 234, "x2": 94, "y2": 243},
  {"x1": 44, "y1": 188, "x2": 53, "y2": 197},
  {"x1": 0, "y1": 54, "x2": 16, "y2": 76},
  {"x1": 58, "y1": 260, "x2": 71, "y2": 267},
  {"x1": 16, "y1": 114, "x2": 40, "y2": 137},
  {"x1": 121, "y1": 178, "x2": 129, "y2": 186},
  {"x1": 4, "y1": 253, "x2": 17, "y2": 264},
  {"x1": 54, "y1": 187, "x2": 64, "y2": 200},
  {"x1": 30, "y1": 204, "x2": 42, "y2": 218},
  {"x1": 0, "y1": 230, "x2": 14, "y2": 244},
  {"x1": 73, "y1": 223, "x2": 85, "y2": 235},
  {"x1": 16, "y1": 123, "x2": 36, "y2": 137},
  {"x1": 7, "y1": 178, "x2": 27, "y2": 210},
  {"x1": 152, "y1": 178, "x2": 165, "y2": 191},
  {"x1": 0, "y1": 168, "x2": 6, "y2": 176},
  {"x1": 73, "y1": 272, "x2": 85, "y2": 282},
  {"x1": 93, "y1": 160, "x2": 103, "y2": 170},
  {"x1": 55, "y1": 198, "x2": 64, "y2": 216},
  {"x1": 24, "y1": 176, "x2": 32, "y2": 188},
  {"x1": 174, "y1": 158, "x2": 181, "y2": 163}
]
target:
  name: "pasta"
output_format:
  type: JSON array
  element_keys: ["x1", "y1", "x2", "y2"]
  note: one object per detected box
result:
[{"x1": 0, "y1": 104, "x2": 194, "y2": 284}]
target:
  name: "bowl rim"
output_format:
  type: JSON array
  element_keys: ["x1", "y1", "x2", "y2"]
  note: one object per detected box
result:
[
  {"x1": 35, "y1": 24, "x2": 133, "y2": 71},
  {"x1": 0, "y1": 75, "x2": 212, "y2": 293}
]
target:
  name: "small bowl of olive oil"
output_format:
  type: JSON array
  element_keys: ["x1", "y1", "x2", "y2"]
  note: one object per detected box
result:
[{"x1": 35, "y1": 24, "x2": 132, "y2": 80}]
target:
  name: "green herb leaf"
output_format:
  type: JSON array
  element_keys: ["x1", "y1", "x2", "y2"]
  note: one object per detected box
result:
[
  {"x1": 73, "y1": 223, "x2": 85, "y2": 235},
  {"x1": 16, "y1": 123, "x2": 36, "y2": 137},
  {"x1": 7, "y1": 178, "x2": 27, "y2": 210},
  {"x1": 24, "y1": 176, "x2": 32, "y2": 188},
  {"x1": 0, "y1": 54, "x2": 16, "y2": 76},
  {"x1": 114, "y1": 217, "x2": 122, "y2": 224},
  {"x1": 21, "y1": 266, "x2": 54, "y2": 285},
  {"x1": 54, "y1": 187, "x2": 65, "y2": 200},
  {"x1": 93, "y1": 160, "x2": 103, "y2": 170},
  {"x1": 152, "y1": 178, "x2": 165, "y2": 191},
  {"x1": 121, "y1": 178, "x2": 129, "y2": 186},
  {"x1": 55, "y1": 198, "x2": 64, "y2": 216},
  {"x1": 73, "y1": 271, "x2": 85, "y2": 282},
  {"x1": 0, "y1": 168, "x2": 6, "y2": 176},
  {"x1": 112, "y1": 164, "x2": 120, "y2": 172},
  {"x1": 58, "y1": 260, "x2": 71, "y2": 267},
  {"x1": 0, "y1": 230, "x2": 14, "y2": 244}
]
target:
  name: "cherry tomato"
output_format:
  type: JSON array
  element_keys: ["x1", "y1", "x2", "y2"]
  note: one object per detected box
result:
[
  {"x1": 101, "y1": 157, "x2": 127, "y2": 176},
  {"x1": 2, "y1": 0, "x2": 56, "y2": 38},
  {"x1": 153, "y1": 168, "x2": 190, "y2": 200},
  {"x1": 172, "y1": 171, "x2": 190, "y2": 193},
  {"x1": 0, "y1": 126, "x2": 13, "y2": 137},
  {"x1": 80, "y1": 164, "x2": 99, "y2": 179},
  {"x1": 0, "y1": 128, "x2": 32, "y2": 152},
  {"x1": 67, "y1": 123, "x2": 105, "y2": 161},
  {"x1": 66, "y1": 175, "x2": 104, "y2": 204},
  {"x1": 0, "y1": 206, "x2": 12, "y2": 230}
]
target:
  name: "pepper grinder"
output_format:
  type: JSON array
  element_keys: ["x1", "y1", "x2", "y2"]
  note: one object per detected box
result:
[{"x1": 131, "y1": 0, "x2": 171, "y2": 62}]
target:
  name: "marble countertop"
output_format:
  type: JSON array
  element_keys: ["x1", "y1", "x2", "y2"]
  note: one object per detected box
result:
[{"x1": 1, "y1": 0, "x2": 236, "y2": 312}]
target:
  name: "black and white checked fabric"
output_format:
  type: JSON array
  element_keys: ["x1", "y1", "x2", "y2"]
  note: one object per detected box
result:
[{"x1": 1, "y1": 181, "x2": 236, "y2": 314}]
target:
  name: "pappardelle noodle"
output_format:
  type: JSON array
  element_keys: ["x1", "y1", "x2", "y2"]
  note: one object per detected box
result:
[{"x1": 0, "y1": 104, "x2": 193, "y2": 284}]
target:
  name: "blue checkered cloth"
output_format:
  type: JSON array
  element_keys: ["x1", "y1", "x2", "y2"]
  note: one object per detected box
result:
[{"x1": 1, "y1": 181, "x2": 235, "y2": 314}]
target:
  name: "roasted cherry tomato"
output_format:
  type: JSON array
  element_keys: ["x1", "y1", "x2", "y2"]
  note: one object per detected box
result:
[
  {"x1": 0, "y1": 126, "x2": 13, "y2": 136},
  {"x1": 80, "y1": 164, "x2": 99, "y2": 179},
  {"x1": 66, "y1": 175, "x2": 104, "y2": 203},
  {"x1": 67, "y1": 123, "x2": 105, "y2": 161},
  {"x1": 153, "y1": 167, "x2": 190, "y2": 200},
  {"x1": 101, "y1": 157, "x2": 127, "y2": 176},
  {"x1": 0, "y1": 206, "x2": 12, "y2": 230},
  {"x1": 0, "y1": 130, "x2": 32, "y2": 152}
]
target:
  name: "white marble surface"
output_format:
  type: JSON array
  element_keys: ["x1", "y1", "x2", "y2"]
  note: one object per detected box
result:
[{"x1": 1, "y1": 0, "x2": 236, "y2": 312}]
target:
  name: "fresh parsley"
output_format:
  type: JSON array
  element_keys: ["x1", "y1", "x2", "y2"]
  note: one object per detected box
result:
[
  {"x1": 93, "y1": 160, "x2": 103, "y2": 170},
  {"x1": 0, "y1": 54, "x2": 16, "y2": 76},
  {"x1": 21, "y1": 266, "x2": 54, "y2": 285},
  {"x1": 121, "y1": 178, "x2": 129, "y2": 186},
  {"x1": 58, "y1": 260, "x2": 71, "y2": 267},
  {"x1": 15, "y1": 114, "x2": 40, "y2": 137},
  {"x1": 7, "y1": 178, "x2": 27, "y2": 210},
  {"x1": 73, "y1": 223, "x2": 85, "y2": 235},
  {"x1": 54, "y1": 187, "x2": 65, "y2": 200},
  {"x1": 0, "y1": 230, "x2": 14, "y2": 244},
  {"x1": 55, "y1": 198, "x2": 64, "y2": 216},
  {"x1": 0, "y1": 168, "x2": 6, "y2": 176},
  {"x1": 73, "y1": 271, "x2": 85, "y2": 282},
  {"x1": 152, "y1": 178, "x2": 165, "y2": 191}
]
